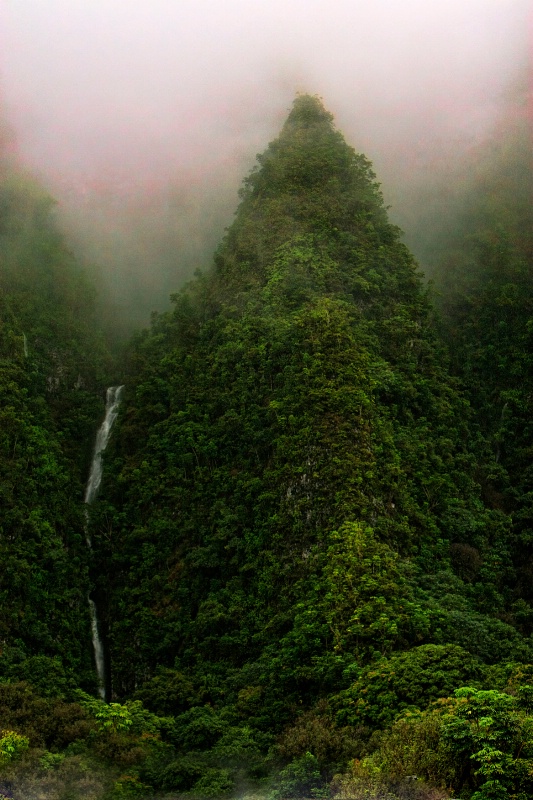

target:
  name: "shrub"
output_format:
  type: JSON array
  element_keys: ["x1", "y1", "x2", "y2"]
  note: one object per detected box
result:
[
  {"x1": 276, "y1": 703, "x2": 361, "y2": 769},
  {"x1": 170, "y1": 705, "x2": 227, "y2": 750},
  {"x1": 269, "y1": 752, "x2": 327, "y2": 800},
  {"x1": 0, "y1": 731, "x2": 29, "y2": 764},
  {"x1": 0, "y1": 683, "x2": 92, "y2": 750},
  {"x1": 347, "y1": 685, "x2": 533, "y2": 798},
  {"x1": 133, "y1": 668, "x2": 197, "y2": 716},
  {"x1": 333, "y1": 644, "x2": 484, "y2": 730},
  {"x1": 161, "y1": 754, "x2": 206, "y2": 791},
  {"x1": 192, "y1": 767, "x2": 234, "y2": 797}
]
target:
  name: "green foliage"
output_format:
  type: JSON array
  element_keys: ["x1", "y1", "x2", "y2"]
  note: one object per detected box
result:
[
  {"x1": 0, "y1": 751, "x2": 115, "y2": 799},
  {"x1": 0, "y1": 682, "x2": 92, "y2": 750},
  {"x1": 170, "y1": 706, "x2": 228, "y2": 750},
  {"x1": 70, "y1": 693, "x2": 168, "y2": 774},
  {"x1": 191, "y1": 767, "x2": 234, "y2": 797},
  {"x1": 0, "y1": 166, "x2": 112, "y2": 685},
  {"x1": 0, "y1": 654, "x2": 77, "y2": 698},
  {"x1": 276, "y1": 703, "x2": 359, "y2": 770},
  {"x1": 39, "y1": 751, "x2": 66, "y2": 771},
  {"x1": 429, "y1": 100, "x2": 533, "y2": 623},
  {"x1": 94, "y1": 704, "x2": 133, "y2": 735},
  {"x1": 102, "y1": 98, "x2": 504, "y2": 731},
  {"x1": 132, "y1": 667, "x2": 197, "y2": 716},
  {"x1": 322, "y1": 523, "x2": 424, "y2": 656},
  {"x1": 334, "y1": 644, "x2": 485, "y2": 730},
  {"x1": 1, "y1": 94, "x2": 531, "y2": 799},
  {"x1": 441, "y1": 687, "x2": 533, "y2": 798},
  {"x1": 111, "y1": 774, "x2": 151, "y2": 797},
  {"x1": 269, "y1": 752, "x2": 326, "y2": 800},
  {"x1": 159, "y1": 753, "x2": 206, "y2": 791},
  {"x1": 0, "y1": 730, "x2": 29, "y2": 763},
  {"x1": 361, "y1": 685, "x2": 533, "y2": 798},
  {"x1": 334, "y1": 769, "x2": 450, "y2": 800},
  {"x1": 355, "y1": 709, "x2": 449, "y2": 787}
]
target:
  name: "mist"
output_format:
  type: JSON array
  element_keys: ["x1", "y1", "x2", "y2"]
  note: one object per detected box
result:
[{"x1": 0, "y1": 0, "x2": 530, "y2": 334}]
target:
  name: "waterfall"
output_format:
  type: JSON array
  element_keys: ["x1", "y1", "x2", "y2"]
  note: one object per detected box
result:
[
  {"x1": 88, "y1": 599, "x2": 106, "y2": 699},
  {"x1": 84, "y1": 386, "x2": 124, "y2": 509},
  {"x1": 84, "y1": 385, "x2": 124, "y2": 698}
]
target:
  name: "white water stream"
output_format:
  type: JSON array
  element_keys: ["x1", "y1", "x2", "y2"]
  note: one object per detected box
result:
[{"x1": 84, "y1": 385, "x2": 124, "y2": 698}]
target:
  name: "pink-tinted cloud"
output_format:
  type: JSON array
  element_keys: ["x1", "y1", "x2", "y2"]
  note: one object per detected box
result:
[{"x1": 0, "y1": 0, "x2": 529, "y2": 327}]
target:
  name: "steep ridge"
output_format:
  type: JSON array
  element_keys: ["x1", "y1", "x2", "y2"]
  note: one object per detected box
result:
[
  {"x1": 100, "y1": 96, "x2": 531, "y2": 714},
  {"x1": 0, "y1": 168, "x2": 112, "y2": 693}
]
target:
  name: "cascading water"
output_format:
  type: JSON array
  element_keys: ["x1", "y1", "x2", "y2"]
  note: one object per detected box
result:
[
  {"x1": 84, "y1": 385, "x2": 124, "y2": 516},
  {"x1": 84, "y1": 385, "x2": 124, "y2": 698}
]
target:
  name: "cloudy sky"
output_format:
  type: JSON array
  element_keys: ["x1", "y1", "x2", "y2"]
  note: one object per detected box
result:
[{"x1": 0, "y1": 0, "x2": 530, "y2": 325}]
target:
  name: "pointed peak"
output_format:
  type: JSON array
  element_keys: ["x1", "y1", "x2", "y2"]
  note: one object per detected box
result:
[
  {"x1": 283, "y1": 94, "x2": 334, "y2": 131},
  {"x1": 235, "y1": 92, "x2": 386, "y2": 234}
]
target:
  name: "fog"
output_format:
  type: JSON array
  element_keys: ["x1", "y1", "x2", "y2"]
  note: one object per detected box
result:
[{"x1": 0, "y1": 0, "x2": 530, "y2": 333}]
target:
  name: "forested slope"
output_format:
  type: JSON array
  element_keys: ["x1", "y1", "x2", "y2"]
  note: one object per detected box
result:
[
  {"x1": 1, "y1": 96, "x2": 532, "y2": 799},
  {"x1": 0, "y1": 166, "x2": 111, "y2": 691},
  {"x1": 433, "y1": 102, "x2": 533, "y2": 615},
  {"x1": 85, "y1": 96, "x2": 533, "y2": 795}
]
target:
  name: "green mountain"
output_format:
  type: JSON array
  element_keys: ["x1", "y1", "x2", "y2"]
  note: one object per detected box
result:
[
  {"x1": 91, "y1": 93, "x2": 530, "y2": 760},
  {"x1": 1, "y1": 96, "x2": 532, "y2": 800}
]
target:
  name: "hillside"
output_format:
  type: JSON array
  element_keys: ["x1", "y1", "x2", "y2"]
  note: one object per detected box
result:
[
  {"x1": 0, "y1": 96, "x2": 532, "y2": 800},
  {"x1": 0, "y1": 168, "x2": 112, "y2": 691},
  {"x1": 93, "y1": 96, "x2": 533, "y2": 796}
]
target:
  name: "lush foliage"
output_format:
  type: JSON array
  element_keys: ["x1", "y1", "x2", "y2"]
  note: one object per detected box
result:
[
  {"x1": 0, "y1": 167, "x2": 112, "y2": 690},
  {"x1": 348, "y1": 685, "x2": 533, "y2": 799},
  {"x1": 433, "y1": 106, "x2": 533, "y2": 627},
  {"x1": 0, "y1": 96, "x2": 531, "y2": 799}
]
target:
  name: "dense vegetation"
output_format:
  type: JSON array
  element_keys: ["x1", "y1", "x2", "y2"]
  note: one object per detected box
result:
[
  {"x1": 0, "y1": 96, "x2": 531, "y2": 799},
  {"x1": 0, "y1": 166, "x2": 112, "y2": 693}
]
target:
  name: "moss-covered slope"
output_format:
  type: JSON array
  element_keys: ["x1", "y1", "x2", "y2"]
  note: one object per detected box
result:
[{"x1": 99, "y1": 97, "x2": 528, "y2": 717}]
